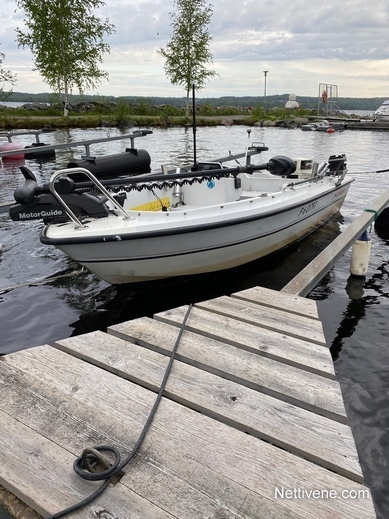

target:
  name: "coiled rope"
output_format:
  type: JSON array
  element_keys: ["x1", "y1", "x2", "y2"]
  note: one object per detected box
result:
[{"x1": 46, "y1": 303, "x2": 194, "y2": 519}]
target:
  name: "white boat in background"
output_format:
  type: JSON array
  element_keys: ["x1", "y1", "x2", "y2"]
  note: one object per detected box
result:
[
  {"x1": 9, "y1": 146, "x2": 353, "y2": 285},
  {"x1": 301, "y1": 120, "x2": 345, "y2": 132},
  {"x1": 373, "y1": 99, "x2": 389, "y2": 121}
]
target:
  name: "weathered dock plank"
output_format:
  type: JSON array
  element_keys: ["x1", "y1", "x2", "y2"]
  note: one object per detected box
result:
[
  {"x1": 55, "y1": 328, "x2": 360, "y2": 480},
  {"x1": 230, "y1": 285, "x2": 320, "y2": 320},
  {"x1": 108, "y1": 316, "x2": 341, "y2": 416},
  {"x1": 0, "y1": 345, "x2": 375, "y2": 518},
  {"x1": 195, "y1": 295, "x2": 326, "y2": 345},
  {"x1": 152, "y1": 304, "x2": 334, "y2": 377},
  {"x1": 0, "y1": 284, "x2": 377, "y2": 518}
]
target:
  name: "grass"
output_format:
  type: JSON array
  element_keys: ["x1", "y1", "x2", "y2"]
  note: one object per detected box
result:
[{"x1": 0, "y1": 102, "x2": 314, "y2": 130}]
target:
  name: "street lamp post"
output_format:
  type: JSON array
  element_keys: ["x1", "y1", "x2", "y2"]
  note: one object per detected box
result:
[{"x1": 263, "y1": 70, "x2": 268, "y2": 116}]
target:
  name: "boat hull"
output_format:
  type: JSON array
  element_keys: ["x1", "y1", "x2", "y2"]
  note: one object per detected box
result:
[{"x1": 41, "y1": 177, "x2": 353, "y2": 284}]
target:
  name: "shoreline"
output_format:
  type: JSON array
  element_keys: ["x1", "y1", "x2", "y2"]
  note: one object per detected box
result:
[{"x1": 1, "y1": 114, "x2": 388, "y2": 133}]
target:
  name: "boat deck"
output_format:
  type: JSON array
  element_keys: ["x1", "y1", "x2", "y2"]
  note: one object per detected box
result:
[{"x1": 0, "y1": 286, "x2": 376, "y2": 518}]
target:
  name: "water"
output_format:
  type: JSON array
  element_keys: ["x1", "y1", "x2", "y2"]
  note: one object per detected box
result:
[{"x1": 1, "y1": 125, "x2": 389, "y2": 518}]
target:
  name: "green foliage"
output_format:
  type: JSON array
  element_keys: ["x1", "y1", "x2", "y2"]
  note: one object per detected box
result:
[
  {"x1": 198, "y1": 104, "x2": 246, "y2": 116},
  {"x1": 158, "y1": 0, "x2": 218, "y2": 112},
  {"x1": 131, "y1": 101, "x2": 155, "y2": 116},
  {"x1": 0, "y1": 48, "x2": 17, "y2": 101},
  {"x1": 15, "y1": 0, "x2": 115, "y2": 114},
  {"x1": 114, "y1": 100, "x2": 131, "y2": 125},
  {"x1": 161, "y1": 104, "x2": 185, "y2": 117}
]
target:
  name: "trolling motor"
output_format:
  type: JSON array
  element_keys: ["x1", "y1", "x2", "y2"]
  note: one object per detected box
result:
[{"x1": 9, "y1": 166, "x2": 109, "y2": 223}]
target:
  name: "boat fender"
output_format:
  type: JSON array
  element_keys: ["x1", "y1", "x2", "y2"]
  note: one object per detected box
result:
[
  {"x1": 0, "y1": 141, "x2": 25, "y2": 160},
  {"x1": 350, "y1": 230, "x2": 371, "y2": 278}
]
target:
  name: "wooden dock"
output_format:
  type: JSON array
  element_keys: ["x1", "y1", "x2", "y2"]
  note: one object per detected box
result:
[{"x1": 0, "y1": 286, "x2": 376, "y2": 518}]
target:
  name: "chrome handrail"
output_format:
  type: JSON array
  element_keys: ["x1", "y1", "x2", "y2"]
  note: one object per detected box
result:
[{"x1": 48, "y1": 167, "x2": 131, "y2": 229}]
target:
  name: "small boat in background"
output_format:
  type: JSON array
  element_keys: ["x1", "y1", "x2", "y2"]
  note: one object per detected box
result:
[
  {"x1": 373, "y1": 99, "x2": 389, "y2": 121},
  {"x1": 301, "y1": 120, "x2": 345, "y2": 132}
]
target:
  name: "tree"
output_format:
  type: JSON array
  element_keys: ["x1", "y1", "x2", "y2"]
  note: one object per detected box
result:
[
  {"x1": 16, "y1": 0, "x2": 115, "y2": 116},
  {"x1": 158, "y1": 0, "x2": 218, "y2": 116},
  {"x1": 0, "y1": 47, "x2": 17, "y2": 101}
]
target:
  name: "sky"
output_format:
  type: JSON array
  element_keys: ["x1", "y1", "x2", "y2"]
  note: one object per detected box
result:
[{"x1": 1, "y1": 0, "x2": 389, "y2": 100}]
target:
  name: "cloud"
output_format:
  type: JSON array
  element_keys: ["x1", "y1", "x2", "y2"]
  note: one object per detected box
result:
[{"x1": 1, "y1": 0, "x2": 389, "y2": 98}]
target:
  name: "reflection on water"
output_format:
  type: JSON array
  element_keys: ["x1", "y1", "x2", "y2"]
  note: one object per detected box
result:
[{"x1": 1, "y1": 125, "x2": 389, "y2": 518}]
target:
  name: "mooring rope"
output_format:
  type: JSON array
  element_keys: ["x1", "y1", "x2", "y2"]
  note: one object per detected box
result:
[
  {"x1": 351, "y1": 167, "x2": 389, "y2": 175},
  {"x1": 46, "y1": 303, "x2": 194, "y2": 519}
]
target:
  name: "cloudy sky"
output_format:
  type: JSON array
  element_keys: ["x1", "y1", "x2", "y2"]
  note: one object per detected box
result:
[{"x1": 1, "y1": 0, "x2": 388, "y2": 99}]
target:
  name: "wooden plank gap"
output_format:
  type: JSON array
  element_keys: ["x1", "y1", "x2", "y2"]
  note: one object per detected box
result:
[
  {"x1": 151, "y1": 306, "x2": 336, "y2": 379},
  {"x1": 194, "y1": 296, "x2": 327, "y2": 347}
]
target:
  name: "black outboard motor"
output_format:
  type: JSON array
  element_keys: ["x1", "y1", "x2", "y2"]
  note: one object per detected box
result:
[
  {"x1": 9, "y1": 166, "x2": 109, "y2": 224},
  {"x1": 266, "y1": 156, "x2": 297, "y2": 177},
  {"x1": 328, "y1": 154, "x2": 347, "y2": 174}
]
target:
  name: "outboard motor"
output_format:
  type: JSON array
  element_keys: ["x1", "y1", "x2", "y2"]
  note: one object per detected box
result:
[
  {"x1": 9, "y1": 166, "x2": 110, "y2": 224},
  {"x1": 266, "y1": 156, "x2": 296, "y2": 177},
  {"x1": 328, "y1": 154, "x2": 347, "y2": 174}
]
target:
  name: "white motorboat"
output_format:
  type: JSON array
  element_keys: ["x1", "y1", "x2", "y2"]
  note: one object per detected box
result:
[
  {"x1": 301, "y1": 120, "x2": 344, "y2": 132},
  {"x1": 9, "y1": 149, "x2": 353, "y2": 285},
  {"x1": 373, "y1": 99, "x2": 389, "y2": 121}
]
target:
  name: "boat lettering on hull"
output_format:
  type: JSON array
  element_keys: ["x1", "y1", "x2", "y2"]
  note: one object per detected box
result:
[{"x1": 298, "y1": 201, "x2": 318, "y2": 217}]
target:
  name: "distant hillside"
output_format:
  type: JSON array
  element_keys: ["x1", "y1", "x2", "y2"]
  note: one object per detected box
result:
[{"x1": 7, "y1": 91, "x2": 386, "y2": 111}]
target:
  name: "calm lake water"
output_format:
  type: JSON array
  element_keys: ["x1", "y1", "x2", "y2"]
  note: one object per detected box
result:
[{"x1": 1, "y1": 125, "x2": 388, "y2": 518}]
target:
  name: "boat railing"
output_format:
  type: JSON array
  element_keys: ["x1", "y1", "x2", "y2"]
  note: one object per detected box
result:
[
  {"x1": 48, "y1": 167, "x2": 132, "y2": 229},
  {"x1": 1, "y1": 128, "x2": 55, "y2": 144},
  {"x1": 0, "y1": 129, "x2": 153, "y2": 159},
  {"x1": 0, "y1": 142, "x2": 270, "y2": 214},
  {"x1": 47, "y1": 162, "x2": 273, "y2": 227}
]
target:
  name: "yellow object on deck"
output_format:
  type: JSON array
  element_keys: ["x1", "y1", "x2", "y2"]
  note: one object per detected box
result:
[{"x1": 130, "y1": 196, "x2": 171, "y2": 211}]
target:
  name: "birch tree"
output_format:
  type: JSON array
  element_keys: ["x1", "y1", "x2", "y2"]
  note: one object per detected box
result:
[
  {"x1": 158, "y1": 0, "x2": 217, "y2": 116},
  {"x1": 0, "y1": 48, "x2": 17, "y2": 101},
  {"x1": 16, "y1": 0, "x2": 115, "y2": 116}
]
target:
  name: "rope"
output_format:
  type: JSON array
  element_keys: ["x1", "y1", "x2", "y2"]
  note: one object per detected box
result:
[
  {"x1": 364, "y1": 209, "x2": 380, "y2": 221},
  {"x1": 46, "y1": 303, "x2": 194, "y2": 519},
  {"x1": 352, "y1": 168, "x2": 389, "y2": 175}
]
